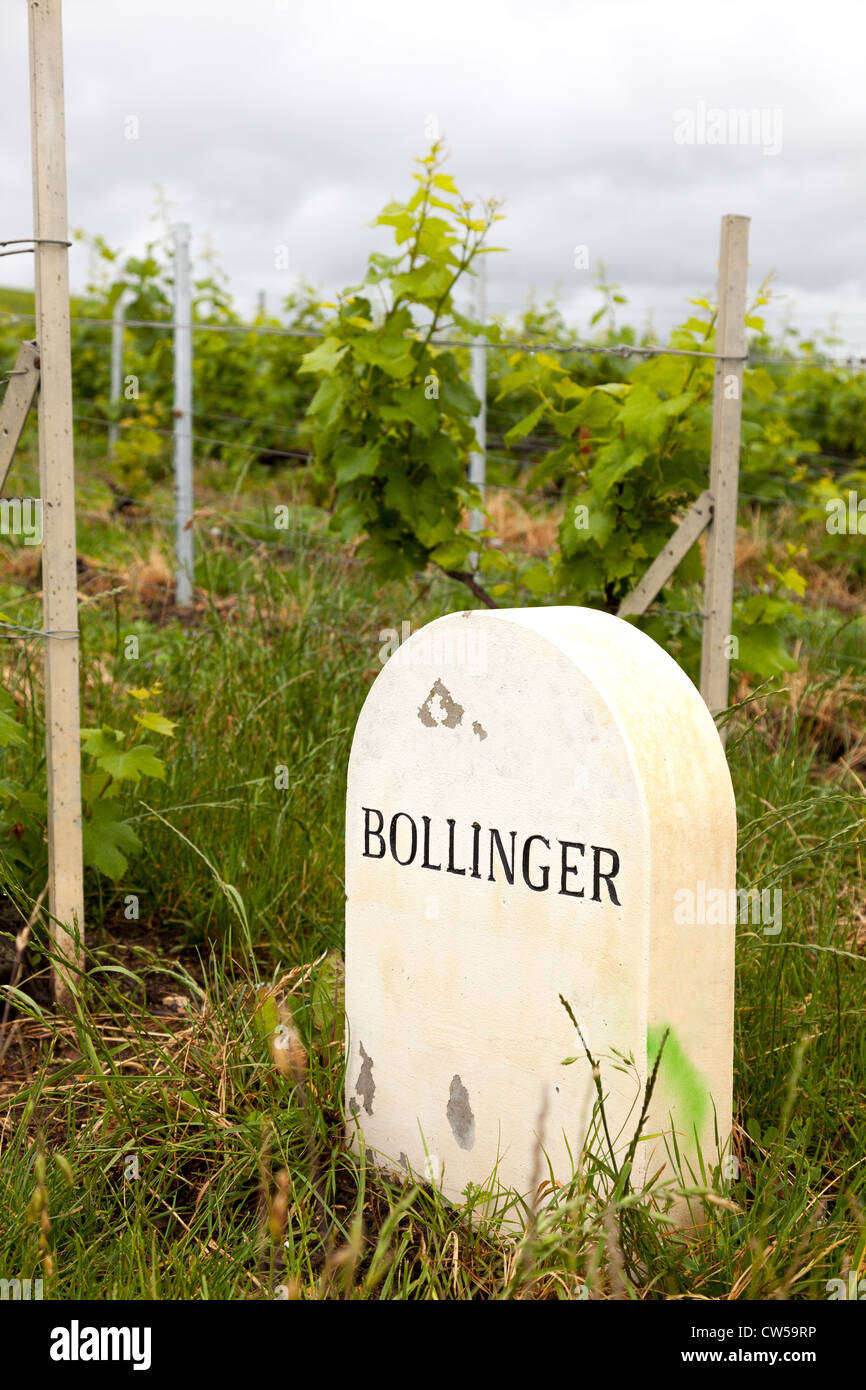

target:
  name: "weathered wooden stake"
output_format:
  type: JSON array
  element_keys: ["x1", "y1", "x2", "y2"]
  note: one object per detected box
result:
[
  {"x1": 618, "y1": 491, "x2": 714, "y2": 620},
  {"x1": 468, "y1": 256, "x2": 486, "y2": 566},
  {"x1": 172, "y1": 223, "x2": 194, "y2": 605},
  {"x1": 0, "y1": 341, "x2": 40, "y2": 490},
  {"x1": 700, "y1": 215, "x2": 750, "y2": 733},
  {"x1": 107, "y1": 292, "x2": 127, "y2": 458},
  {"x1": 28, "y1": 0, "x2": 84, "y2": 1005}
]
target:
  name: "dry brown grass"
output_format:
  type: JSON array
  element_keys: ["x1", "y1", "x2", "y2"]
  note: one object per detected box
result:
[
  {"x1": 733, "y1": 656, "x2": 866, "y2": 772},
  {"x1": 482, "y1": 489, "x2": 564, "y2": 555},
  {"x1": 734, "y1": 514, "x2": 864, "y2": 614},
  {"x1": 124, "y1": 544, "x2": 173, "y2": 607},
  {"x1": 0, "y1": 546, "x2": 40, "y2": 589},
  {"x1": 835, "y1": 881, "x2": 866, "y2": 953}
]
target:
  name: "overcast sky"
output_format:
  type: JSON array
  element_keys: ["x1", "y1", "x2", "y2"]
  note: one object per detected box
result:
[{"x1": 2, "y1": 0, "x2": 865, "y2": 348}]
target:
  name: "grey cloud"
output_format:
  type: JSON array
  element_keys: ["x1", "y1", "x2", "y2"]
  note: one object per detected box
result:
[{"x1": 0, "y1": 0, "x2": 863, "y2": 347}]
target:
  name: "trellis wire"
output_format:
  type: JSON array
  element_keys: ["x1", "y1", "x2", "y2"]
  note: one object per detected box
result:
[
  {"x1": 7, "y1": 303, "x2": 866, "y2": 369},
  {"x1": 0, "y1": 619, "x2": 78, "y2": 640},
  {"x1": 4, "y1": 238, "x2": 865, "y2": 711}
]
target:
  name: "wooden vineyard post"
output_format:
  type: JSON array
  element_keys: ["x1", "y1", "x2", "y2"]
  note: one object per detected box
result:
[
  {"x1": 27, "y1": 0, "x2": 85, "y2": 1004},
  {"x1": 173, "y1": 223, "x2": 194, "y2": 606},
  {"x1": 700, "y1": 215, "x2": 750, "y2": 736},
  {"x1": 108, "y1": 292, "x2": 127, "y2": 458},
  {"x1": 0, "y1": 341, "x2": 40, "y2": 489},
  {"x1": 618, "y1": 490, "x2": 714, "y2": 621},
  {"x1": 468, "y1": 255, "x2": 486, "y2": 567}
]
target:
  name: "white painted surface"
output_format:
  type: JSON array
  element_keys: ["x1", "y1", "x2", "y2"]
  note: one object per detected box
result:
[{"x1": 345, "y1": 607, "x2": 736, "y2": 1215}]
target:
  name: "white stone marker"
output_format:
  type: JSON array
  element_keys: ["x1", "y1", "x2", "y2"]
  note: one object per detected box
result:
[{"x1": 345, "y1": 607, "x2": 736, "y2": 1215}]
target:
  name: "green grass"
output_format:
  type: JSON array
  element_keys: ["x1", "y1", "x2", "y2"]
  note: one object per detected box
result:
[
  {"x1": 0, "y1": 287, "x2": 35, "y2": 317},
  {"x1": 0, "y1": 442, "x2": 864, "y2": 1299}
]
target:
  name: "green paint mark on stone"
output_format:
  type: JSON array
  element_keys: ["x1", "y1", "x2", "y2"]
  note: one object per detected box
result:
[{"x1": 647, "y1": 1025, "x2": 708, "y2": 1136}]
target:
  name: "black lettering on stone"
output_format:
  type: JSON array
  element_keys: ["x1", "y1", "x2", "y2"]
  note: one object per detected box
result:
[
  {"x1": 359, "y1": 810, "x2": 623, "y2": 907},
  {"x1": 559, "y1": 840, "x2": 586, "y2": 897},
  {"x1": 592, "y1": 845, "x2": 621, "y2": 905},
  {"x1": 446, "y1": 817, "x2": 466, "y2": 876},
  {"x1": 421, "y1": 815, "x2": 442, "y2": 871},
  {"x1": 470, "y1": 821, "x2": 482, "y2": 879},
  {"x1": 522, "y1": 834, "x2": 551, "y2": 892},
  {"x1": 489, "y1": 828, "x2": 516, "y2": 884},
  {"x1": 362, "y1": 807, "x2": 386, "y2": 858},
  {"x1": 389, "y1": 812, "x2": 418, "y2": 866}
]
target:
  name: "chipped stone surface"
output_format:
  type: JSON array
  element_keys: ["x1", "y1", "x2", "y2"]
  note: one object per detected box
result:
[
  {"x1": 446, "y1": 1075, "x2": 476, "y2": 1150},
  {"x1": 418, "y1": 678, "x2": 464, "y2": 729},
  {"x1": 353, "y1": 1041, "x2": 375, "y2": 1115},
  {"x1": 346, "y1": 607, "x2": 736, "y2": 1220}
]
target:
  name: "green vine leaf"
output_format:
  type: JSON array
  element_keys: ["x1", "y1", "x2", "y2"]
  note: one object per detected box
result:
[{"x1": 82, "y1": 800, "x2": 141, "y2": 881}]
